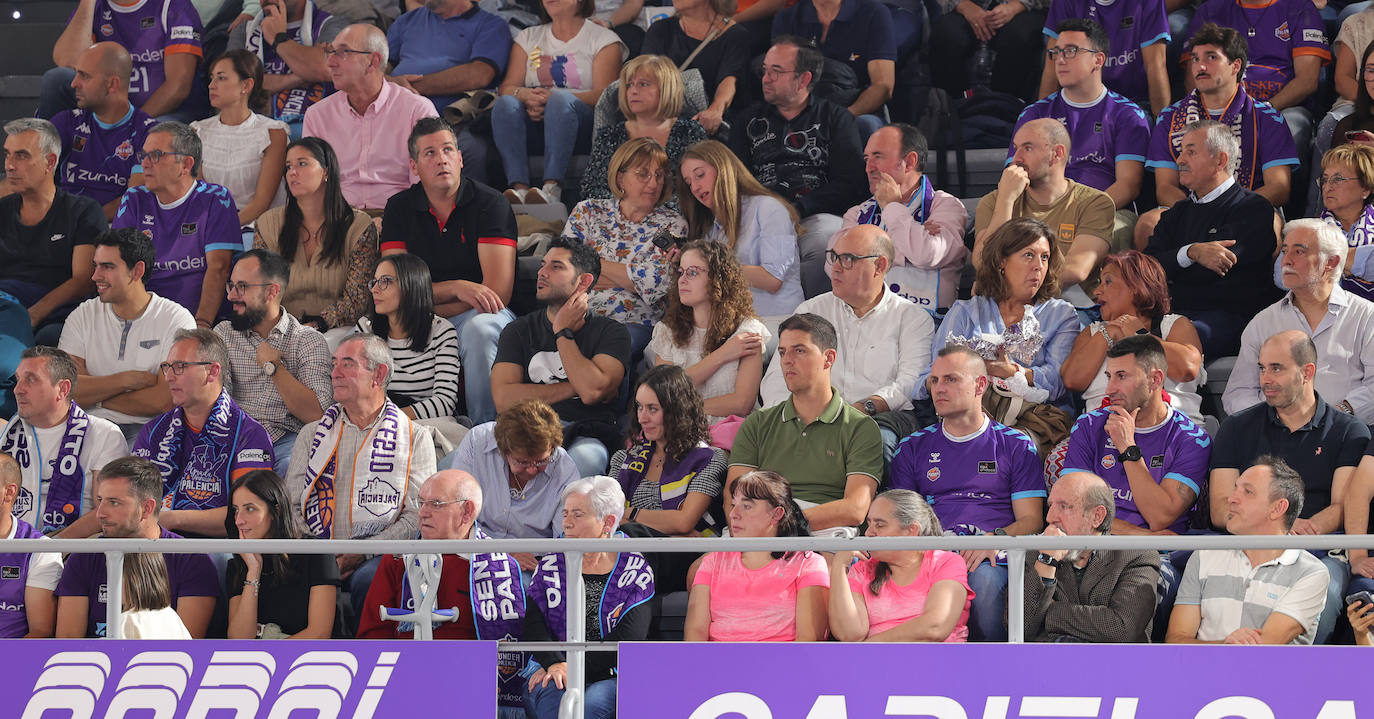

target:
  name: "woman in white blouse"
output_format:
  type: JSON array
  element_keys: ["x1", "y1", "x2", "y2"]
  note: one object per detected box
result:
[{"x1": 191, "y1": 49, "x2": 287, "y2": 229}]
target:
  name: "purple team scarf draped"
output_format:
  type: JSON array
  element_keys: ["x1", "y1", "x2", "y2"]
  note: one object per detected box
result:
[
  {"x1": 467, "y1": 527, "x2": 527, "y2": 708},
  {"x1": 617, "y1": 442, "x2": 720, "y2": 535},
  {"x1": 300, "y1": 400, "x2": 412, "y2": 539},
  {"x1": 1170, "y1": 88, "x2": 1259, "y2": 190},
  {"x1": 1325, "y1": 204, "x2": 1374, "y2": 301},
  {"x1": 0, "y1": 402, "x2": 90, "y2": 532},
  {"x1": 147, "y1": 390, "x2": 249, "y2": 511},
  {"x1": 856, "y1": 175, "x2": 935, "y2": 228},
  {"x1": 529, "y1": 542, "x2": 654, "y2": 642}
]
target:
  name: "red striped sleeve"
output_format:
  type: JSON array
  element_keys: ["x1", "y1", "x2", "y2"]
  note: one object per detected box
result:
[
  {"x1": 477, "y1": 236, "x2": 517, "y2": 247},
  {"x1": 379, "y1": 240, "x2": 408, "y2": 252}
]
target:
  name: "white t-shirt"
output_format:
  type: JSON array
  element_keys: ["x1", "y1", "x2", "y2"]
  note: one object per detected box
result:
[
  {"x1": 515, "y1": 20, "x2": 626, "y2": 92},
  {"x1": 10, "y1": 413, "x2": 127, "y2": 529},
  {"x1": 59, "y1": 294, "x2": 197, "y2": 425},
  {"x1": 5, "y1": 519, "x2": 63, "y2": 592},
  {"x1": 191, "y1": 113, "x2": 289, "y2": 216},
  {"x1": 647, "y1": 317, "x2": 770, "y2": 424},
  {"x1": 120, "y1": 606, "x2": 192, "y2": 639}
]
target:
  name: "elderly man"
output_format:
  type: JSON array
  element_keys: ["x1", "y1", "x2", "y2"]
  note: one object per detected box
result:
[
  {"x1": 130, "y1": 329, "x2": 275, "y2": 538},
  {"x1": 1025, "y1": 472, "x2": 1161, "y2": 643},
  {"x1": 301, "y1": 23, "x2": 439, "y2": 211},
  {"x1": 839, "y1": 123, "x2": 968, "y2": 314},
  {"x1": 890, "y1": 345, "x2": 1045, "y2": 642},
  {"x1": 975, "y1": 117, "x2": 1116, "y2": 307},
  {"x1": 1168, "y1": 457, "x2": 1330, "y2": 645},
  {"x1": 1209, "y1": 330, "x2": 1368, "y2": 644},
  {"x1": 215, "y1": 249, "x2": 331, "y2": 474},
  {"x1": 55, "y1": 457, "x2": 220, "y2": 638},
  {"x1": 1143, "y1": 120, "x2": 1283, "y2": 358},
  {"x1": 111, "y1": 122, "x2": 240, "y2": 327},
  {"x1": 0, "y1": 453, "x2": 65, "y2": 638},
  {"x1": 0, "y1": 118, "x2": 106, "y2": 345},
  {"x1": 1, "y1": 347, "x2": 126, "y2": 539},
  {"x1": 287, "y1": 333, "x2": 435, "y2": 623},
  {"x1": 1224, "y1": 219, "x2": 1374, "y2": 424}
]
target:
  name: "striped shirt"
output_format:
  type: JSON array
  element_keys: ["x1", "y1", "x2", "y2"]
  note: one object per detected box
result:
[
  {"x1": 1177, "y1": 548, "x2": 1329, "y2": 645},
  {"x1": 357, "y1": 315, "x2": 461, "y2": 420},
  {"x1": 214, "y1": 310, "x2": 333, "y2": 441}
]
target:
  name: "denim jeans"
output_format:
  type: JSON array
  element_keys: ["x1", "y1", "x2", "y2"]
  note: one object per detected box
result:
[
  {"x1": 272, "y1": 431, "x2": 298, "y2": 477},
  {"x1": 445, "y1": 307, "x2": 516, "y2": 424},
  {"x1": 799, "y1": 213, "x2": 844, "y2": 298},
  {"x1": 38, "y1": 66, "x2": 77, "y2": 119},
  {"x1": 968, "y1": 560, "x2": 1008, "y2": 642},
  {"x1": 490, "y1": 90, "x2": 594, "y2": 186},
  {"x1": 524, "y1": 677, "x2": 617, "y2": 719}
]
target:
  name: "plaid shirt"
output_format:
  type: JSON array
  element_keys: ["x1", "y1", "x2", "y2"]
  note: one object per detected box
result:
[{"x1": 214, "y1": 311, "x2": 333, "y2": 442}]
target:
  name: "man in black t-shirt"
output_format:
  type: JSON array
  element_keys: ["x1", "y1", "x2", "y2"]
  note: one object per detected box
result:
[
  {"x1": 0, "y1": 118, "x2": 107, "y2": 345},
  {"x1": 491, "y1": 238, "x2": 630, "y2": 478},
  {"x1": 381, "y1": 117, "x2": 518, "y2": 425}
]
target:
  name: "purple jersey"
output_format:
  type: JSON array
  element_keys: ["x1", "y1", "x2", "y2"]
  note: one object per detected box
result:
[
  {"x1": 1062, "y1": 407, "x2": 1212, "y2": 533},
  {"x1": 88, "y1": 0, "x2": 204, "y2": 110},
  {"x1": 1186, "y1": 0, "x2": 1330, "y2": 103},
  {"x1": 1146, "y1": 87, "x2": 1299, "y2": 191},
  {"x1": 112, "y1": 180, "x2": 241, "y2": 313},
  {"x1": 1044, "y1": 0, "x2": 1169, "y2": 107},
  {"x1": 53, "y1": 527, "x2": 220, "y2": 637},
  {"x1": 891, "y1": 419, "x2": 1046, "y2": 535},
  {"x1": 1010, "y1": 90, "x2": 1151, "y2": 193},
  {"x1": 51, "y1": 105, "x2": 157, "y2": 207},
  {"x1": 244, "y1": 2, "x2": 339, "y2": 121}
]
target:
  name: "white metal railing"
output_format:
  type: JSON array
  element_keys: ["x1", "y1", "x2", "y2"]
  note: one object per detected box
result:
[{"x1": 5, "y1": 533, "x2": 1373, "y2": 719}]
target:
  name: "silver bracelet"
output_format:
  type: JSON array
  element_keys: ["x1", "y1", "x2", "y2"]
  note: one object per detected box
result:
[{"x1": 1091, "y1": 321, "x2": 1116, "y2": 350}]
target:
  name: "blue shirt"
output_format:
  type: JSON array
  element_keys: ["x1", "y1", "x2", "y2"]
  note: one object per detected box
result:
[
  {"x1": 387, "y1": 4, "x2": 512, "y2": 112},
  {"x1": 445, "y1": 421, "x2": 579, "y2": 539},
  {"x1": 705, "y1": 195, "x2": 804, "y2": 317},
  {"x1": 772, "y1": 0, "x2": 896, "y2": 88}
]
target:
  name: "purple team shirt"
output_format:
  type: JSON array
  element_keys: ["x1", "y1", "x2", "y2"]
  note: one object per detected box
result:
[
  {"x1": 1061, "y1": 407, "x2": 1212, "y2": 533},
  {"x1": 1009, "y1": 90, "x2": 1152, "y2": 193},
  {"x1": 53, "y1": 527, "x2": 220, "y2": 637},
  {"x1": 51, "y1": 105, "x2": 157, "y2": 207},
  {"x1": 111, "y1": 180, "x2": 242, "y2": 313},
  {"x1": 87, "y1": 0, "x2": 204, "y2": 110},
  {"x1": 1044, "y1": 0, "x2": 1169, "y2": 107},
  {"x1": 891, "y1": 419, "x2": 1046, "y2": 535},
  {"x1": 1186, "y1": 0, "x2": 1330, "y2": 103},
  {"x1": 1146, "y1": 88, "x2": 1299, "y2": 191}
]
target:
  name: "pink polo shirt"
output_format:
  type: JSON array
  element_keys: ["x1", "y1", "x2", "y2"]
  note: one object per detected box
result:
[
  {"x1": 693, "y1": 550, "x2": 830, "y2": 642},
  {"x1": 302, "y1": 80, "x2": 438, "y2": 210}
]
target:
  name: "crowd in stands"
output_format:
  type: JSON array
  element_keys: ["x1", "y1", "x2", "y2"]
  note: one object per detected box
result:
[{"x1": 8, "y1": 0, "x2": 1374, "y2": 712}]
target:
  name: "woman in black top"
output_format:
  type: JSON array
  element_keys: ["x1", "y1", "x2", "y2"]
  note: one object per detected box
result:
[
  {"x1": 225, "y1": 470, "x2": 339, "y2": 639},
  {"x1": 641, "y1": 0, "x2": 752, "y2": 135}
]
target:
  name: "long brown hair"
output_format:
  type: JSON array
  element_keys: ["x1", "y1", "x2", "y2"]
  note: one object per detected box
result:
[
  {"x1": 676, "y1": 140, "x2": 799, "y2": 248},
  {"x1": 663, "y1": 240, "x2": 756, "y2": 352},
  {"x1": 629, "y1": 364, "x2": 709, "y2": 459}
]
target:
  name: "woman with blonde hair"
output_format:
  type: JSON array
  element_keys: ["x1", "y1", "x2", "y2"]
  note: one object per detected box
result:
[
  {"x1": 1314, "y1": 143, "x2": 1374, "y2": 301},
  {"x1": 120, "y1": 553, "x2": 192, "y2": 639},
  {"x1": 582, "y1": 56, "x2": 706, "y2": 202},
  {"x1": 678, "y1": 140, "x2": 803, "y2": 319}
]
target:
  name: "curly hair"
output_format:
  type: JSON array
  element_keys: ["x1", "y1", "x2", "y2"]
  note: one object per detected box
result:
[
  {"x1": 494, "y1": 399, "x2": 565, "y2": 458},
  {"x1": 974, "y1": 217, "x2": 1062, "y2": 304},
  {"x1": 662, "y1": 240, "x2": 757, "y2": 352},
  {"x1": 629, "y1": 364, "x2": 709, "y2": 460}
]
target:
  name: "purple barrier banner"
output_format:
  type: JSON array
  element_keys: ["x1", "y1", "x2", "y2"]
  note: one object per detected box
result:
[
  {"x1": 0, "y1": 640, "x2": 495, "y2": 719},
  {"x1": 620, "y1": 642, "x2": 1367, "y2": 718}
]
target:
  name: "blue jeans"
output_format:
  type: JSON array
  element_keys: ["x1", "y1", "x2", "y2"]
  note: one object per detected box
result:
[
  {"x1": 347, "y1": 554, "x2": 384, "y2": 632},
  {"x1": 524, "y1": 676, "x2": 617, "y2": 719},
  {"x1": 272, "y1": 431, "x2": 298, "y2": 477},
  {"x1": 490, "y1": 90, "x2": 594, "y2": 186},
  {"x1": 445, "y1": 307, "x2": 516, "y2": 424},
  {"x1": 968, "y1": 560, "x2": 1008, "y2": 642},
  {"x1": 856, "y1": 113, "x2": 886, "y2": 141},
  {"x1": 566, "y1": 436, "x2": 610, "y2": 478},
  {"x1": 1316, "y1": 553, "x2": 1349, "y2": 645},
  {"x1": 38, "y1": 67, "x2": 77, "y2": 119},
  {"x1": 799, "y1": 214, "x2": 843, "y2": 299}
]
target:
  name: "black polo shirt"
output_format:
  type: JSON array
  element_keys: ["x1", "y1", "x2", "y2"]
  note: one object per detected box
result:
[
  {"x1": 1211, "y1": 394, "x2": 1370, "y2": 518},
  {"x1": 379, "y1": 179, "x2": 517, "y2": 284}
]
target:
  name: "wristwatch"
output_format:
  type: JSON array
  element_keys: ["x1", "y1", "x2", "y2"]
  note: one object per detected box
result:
[
  {"x1": 555, "y1": 328, "x2": 577, "y2": 342},
  {"x1": 268, "y1": 31, "x2": 291, "y2": 49},
  {"x1": 861, "y1": 399, "x2": 878, "y2": 415},
  {"x1": 262, "y1": 360, "x2": 278, "y2": 377},
  {"x1": 1036, "y1": 552, "x2": 1061, "y2": 568},
  {"x1": 1120, "y1": 444, "x2": 1143, "y2": 462}
]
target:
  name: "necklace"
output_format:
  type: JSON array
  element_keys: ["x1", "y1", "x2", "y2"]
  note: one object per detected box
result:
[
  {"x1": 1237, "y1": 0, "x2": 1269, "y2": 38},
  {"x1": 509, "y1": 473, "x2": 530, "y2": 500}
]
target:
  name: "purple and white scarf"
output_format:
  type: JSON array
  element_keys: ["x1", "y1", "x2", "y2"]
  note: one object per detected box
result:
[
  {"x1": 1169, "y1": 87, "x2": 1260, "y2": 190},
  {"x1": 617, "y1": 441, "x2": 720, "y2": 535},
  {"x1": 856, "y1": 174, "x2": 935, "y2": 229},
  {"x1": 528, "y1": 543, "x2": 654, "y2": 641},
  {"x1": 300, "y1": 400, "x2": 413, "y2": 539},
  {"x1": 1, "y1": 402, "x2": 90, "y2": 533},
  {"x1": 465, "y1": 526, "x2": 527, "y2": 708},
  {"x1": 145, "y1": 390, "x2": 254, "y2": 511}
]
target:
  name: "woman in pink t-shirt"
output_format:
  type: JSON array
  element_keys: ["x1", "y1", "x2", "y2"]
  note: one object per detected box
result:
[
  {"x1": 684, "y1": 470, "x2": 829, "y2": 642},
  {"x1": 829, "y1": 489, "x2": 973, "y2": 642}
]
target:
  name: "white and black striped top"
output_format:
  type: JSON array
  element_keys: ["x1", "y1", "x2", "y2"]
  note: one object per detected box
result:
[{"x1": 357, "y1": 315, "x2": 462, "y2": 420}]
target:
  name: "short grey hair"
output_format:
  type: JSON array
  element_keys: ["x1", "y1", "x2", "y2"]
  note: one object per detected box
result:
[
  {"x1": 1183, "y1": 119, "x2": 1240, "y2": 176},
  {"x1": 1256, "y1": 455, "x2": 1305, "y2": 531},
  {"x1": 875, "y1": 489, "x2": 941, "y2": 536},
  {"x1": 4, "y1": 118, "x2": 61, "y2": 161},
  {"x1": 561, "y1": 475, "x2": 626, "y2": 527},
  {"x1": 149, "y1": 121, "x2": 203, "y2": 176},
  {"x1": 1283, "y1": 217, "x2": 1349, "y2": 269},
  {"x1": 172, "y1": 328, "x2": 229, "y2": 382},
  {"x1": 1078, "y1": 475, "x2": 1117, "y2": 535},
  {"x1": 339, "y1": 332, "x2": 395, "y2": 388}
]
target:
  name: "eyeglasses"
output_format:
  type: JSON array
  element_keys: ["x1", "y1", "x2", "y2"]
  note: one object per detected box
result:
[
  {"x1": 368, "y1": 276, "x2": 396, "y2": 291},
  {"x1": 159, "y1": 361, "x2": 214, "y2": 376},
  {"x1": 760, "y1": 66, "x2": 802, "y2": 80},
  {"x1": 1318, "y1": 174, "x2": 1356, "y2": 188},
  {"x1": 678, "y1": 266, "x2": 706, "y2": 280},
  {"x1": 625, "y1": 79, "x2": 656, "y2": 90},
  {"x1": 322, "y1": 45, "x2": 372, "y2": 58},
  {"x1": 136, "y1": 150, "x2": 187, "y2": 164},
  {"x1": 418, "y1": 497, "x2": 467, "y2": 511},
  {"x1": 619, "y1": 167, "x2": 665, "y2": 182},
  {"x1": 508, "y1": 457, "x2": 552, "y2": 472},
  {"x1": 825, "y1": 250, "x2": 880, "y2": 269},
  {"x1": 1363, "y1": 66, "x2": 1374, "y2": 79},
  {"x1": 1046, "y1": 45, "x2": 1102, "y2": 60},
  {"x1": 225, "y1": 281, "x2": 274, "y2": 295}
]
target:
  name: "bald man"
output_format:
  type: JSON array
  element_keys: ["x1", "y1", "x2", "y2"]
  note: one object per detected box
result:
[
  {"x1": 301, "y1": 23, "x2": 438, "y2": 211},
  {"x1": 974, "y1": 117, "x2": 1117, "y2": 307},
  {"x1": 51, "y1": 42, "x2": 158, "y2": 220},
  {"x1": 0, "y1": 453, "x2": 65, "y2": 638}
]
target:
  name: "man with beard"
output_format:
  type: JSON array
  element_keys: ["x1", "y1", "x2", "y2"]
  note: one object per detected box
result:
[
  {"x1": 1208, "y1": 330, "x2": 1368, "y2": 644},
  {"x1": 214, "y1": 249, "x2": 331, "y2": 474},
  {"x1": 974, "y1": 117, "x2": 1116, "y2": 307},
  {"x1": 491, "y1": 238, "x2": 630, "y2": 478},
  {"x1": 54, "y1": 456, "x2": 219, "y2": 638},
  {"x1": 1024, "y1": 471, "x2": 1161, "y2": 643}
]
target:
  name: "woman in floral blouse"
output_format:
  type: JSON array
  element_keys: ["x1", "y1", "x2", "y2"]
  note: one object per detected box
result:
[{"x1": 562, "y1": 137, "x2": 686, "y2": 357}]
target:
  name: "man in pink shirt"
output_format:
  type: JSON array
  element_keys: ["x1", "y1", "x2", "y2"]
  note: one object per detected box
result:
[{"x1": 302, "y1": 23, "x2": 437, "y2": 212}]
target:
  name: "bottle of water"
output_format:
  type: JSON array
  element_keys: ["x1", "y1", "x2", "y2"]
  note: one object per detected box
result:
[{"x1": 971, "y1": 41, "x2": 995, "y2": 93}]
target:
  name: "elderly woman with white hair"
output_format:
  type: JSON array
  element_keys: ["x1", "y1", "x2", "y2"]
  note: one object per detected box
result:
[
  {"x1": 827, "y1": 489, "x2": 972, "y2": 642},
  {"x1": 523, "y1": 476, "x2": 654, "y2": 719}
]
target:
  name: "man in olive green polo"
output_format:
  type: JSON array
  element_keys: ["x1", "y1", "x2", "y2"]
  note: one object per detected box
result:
[{"x1": 726, "y1": 313, "x2": 884, "y2": 535}]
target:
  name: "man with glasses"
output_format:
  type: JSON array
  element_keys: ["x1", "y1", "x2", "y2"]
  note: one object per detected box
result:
[
  {"x1": 214, "y1": 249, "x2": 331, "y2": 475},
  {"x1": 302, "y1": 23, "x2": 439, "y2": 211},
  {"x1": 1038, "y1": 4, "x2": 1170, "y2": 116},
  {"x1": 727, "y1": 35, "x2": 866, "y2": 299},
  {"x1": 111, "y1": 121, "x2": 240, "y2": 329},
  {"x1": 1014, "y1": 20, "x2": 1152, "y2": 253},
  {"x1": 130, "y1": 328, "x2": 275, "y2": 537},
  {"x1": 59, "y1": 228, "x2": 195, "y2": 441},
  {"x1": 286, "y1": 333, "x2": 434, "y2": 625}
]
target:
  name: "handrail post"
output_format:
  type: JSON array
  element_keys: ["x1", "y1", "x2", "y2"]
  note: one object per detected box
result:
[
  {"x1": 559, "y1": 551, "x2": 585, "y2": 719},
  {"x1": 1007, "y1": 548, "x2": 1024, "y2": 643},
  {"x1": 105, "y1": 551, "x2": 125, "y2": 639}
]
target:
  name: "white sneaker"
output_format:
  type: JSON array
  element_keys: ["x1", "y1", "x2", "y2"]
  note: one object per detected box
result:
[
  {"x1": 526, "y1": 182, "x2": 562, "y2": 205},
  {"x1": 503, "y1": 187, "x2": 528, "y2": 204}
]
